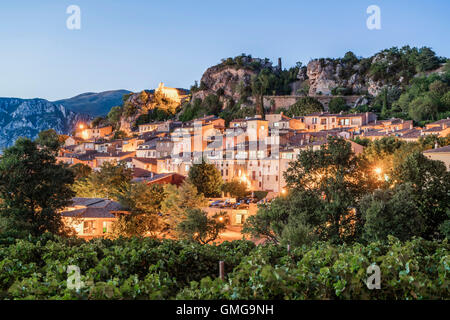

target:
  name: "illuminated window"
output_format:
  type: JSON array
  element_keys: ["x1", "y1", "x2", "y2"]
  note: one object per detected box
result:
[{"x1": 83, "y1": 221, "x2": 95, "y2": 234}]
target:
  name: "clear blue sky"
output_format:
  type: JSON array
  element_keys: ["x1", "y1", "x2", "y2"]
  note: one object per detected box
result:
[{"x1": 0, "y1": 0, "x2": 449, "y2": 101}]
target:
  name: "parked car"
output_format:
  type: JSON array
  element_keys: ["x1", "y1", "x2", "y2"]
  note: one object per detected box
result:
[
  {"x1": 210, "y1": 200, "x2": 223, "y2": 207},
  {"x1": 233, "y1": 203, "x2": 249, "y2": 210},
  {"x1": 238, "y1": 197, "x2": 252, "y2": 204},
  {"x1": 222, "y1": 200, "x2": 234, "y2": 208}
]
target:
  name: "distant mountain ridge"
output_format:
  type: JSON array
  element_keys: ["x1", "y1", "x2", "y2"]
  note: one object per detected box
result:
[
  {"x1": 0, "y1": 98, "x2": 88, "y2": 152},
  {"x1": 53, "y1": 89, "x2": 132, "y2": 117}
]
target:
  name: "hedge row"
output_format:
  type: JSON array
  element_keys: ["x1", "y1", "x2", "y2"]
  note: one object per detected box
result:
[{"x1": 0, "y1": 234, "x2": 448, "y2": 300}]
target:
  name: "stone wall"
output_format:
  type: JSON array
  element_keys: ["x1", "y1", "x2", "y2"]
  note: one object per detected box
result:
[{"x1": 262, "y1": 95, "x2": 363, "y2": 112}]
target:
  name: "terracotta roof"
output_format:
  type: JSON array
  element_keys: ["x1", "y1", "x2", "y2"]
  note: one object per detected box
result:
[
  {"x1": 363, "y1": 130, "x2": 388, "y2": 137},
  {"x1": 70, "y1": 197, "x2": 124, "y2": 210},
  {"x1": 133, "y1": 157, "x2": 158, "y2": 165},
  {"x1": 427, "y1": 118, "x2": 450, "y2": 125},
  {"x1": 132, "y1": 168, "x2": 155, "y2": 178},
  {"x1": 61, "y1": 208, "x2": 116, "y2": 218},
  {"x1": 400, "y1": 129, "x2": 421, "y2": 139},
  {"x1": 75, "y1": 150, "x2": 98, "y2": 161},
  {"x1": 95, "y1": 151, "x2": 134, "y2": 158},
  {"x1": 423, "y1": 126, "x2": 444, "y2": 132},
  {"x1": 146, "y1": 172, "x2": 186, "y2": 183}
]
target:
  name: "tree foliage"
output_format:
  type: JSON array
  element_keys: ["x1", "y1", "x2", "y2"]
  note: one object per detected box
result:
[
  {"x1": 187, "y1": 159, "x2": 223, "y2": 198},
  {"x1": 160, "y1": 180, "x2": 208, "y2": 233},
  {"x1": 176, "y1": 209, "x2": 229, "y2": 244},
  {"x1": 221, "y1": 180, "x2": 249, "y2": 198},
  {"x1": 283, "y1": 97, "x2": 324, "y2": 117},
  {"x1": 179, "y1": 95, "x2": 223, "y2": 122},
  {"x1": 360, "y1": 184, "x2": 424, "y2": 241},
  {"x1": 0, "y1": 138, "x2": 75, "y2": 237},
  {"x1": 112, "y1": 183, "x2": 166, "y2": 238},
  {"x1": 392, "y1": 151, "x2": 450, "y2": 239},
  {"x1": 328, "y1": 97, "x2": 349, "y2": 113},
  {"x1": 246, "y1": 137, "x2": 379, "y2": 244},
  {"x1": 73, "y1": 162, "x2": 132, "y2": 200},
  {"x1": 0, "y1": 235, "x2": 447, "y2": 300},
  {"x1": 35, "y1": 129, "x2": 64, "y2": 153},
  {"x1": 70, "y1": 163, "x2": 92, "y2": 181}
]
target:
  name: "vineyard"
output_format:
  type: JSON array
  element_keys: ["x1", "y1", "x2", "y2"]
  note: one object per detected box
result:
[{"x1": 0, "y1": 234, "x2": 448, "y2": 300}]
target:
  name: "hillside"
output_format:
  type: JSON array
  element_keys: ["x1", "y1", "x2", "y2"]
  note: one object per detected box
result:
[
  {"x1": 0, "y1": 98, "x2": 88, "y2": 152},
  {"x1": 53, "y1": 90, "x2": 132, "y2": 117},
  {"x1": 179, "y1": 47, "x2": 449, "y2": 123},
  {"x1": 101, "y1": 85, "x2": 189, "y2": 134}
]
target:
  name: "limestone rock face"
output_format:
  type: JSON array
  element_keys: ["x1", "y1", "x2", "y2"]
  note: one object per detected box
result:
[
  {"x1": 306, "y1": 60, "x2": 348, "y2": 96},
  {"x1": 118, "y1": 86, "x2": 188, "y2": 134},
  {"x1": 367, "y1": 78, "x2": 385, "y2": 96},
  {"x1": 0, "y1": 98, "x2": 88, "y2": 151},
  {"x1": 193, "y1": 65, "x2": 258, "y2": 101},
  {"x1": 305, "y1": 57, "x2": 401, "y2": 97}
]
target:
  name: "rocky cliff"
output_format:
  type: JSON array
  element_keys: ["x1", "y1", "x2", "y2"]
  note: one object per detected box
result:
[
  {"x1": 304, "y1": 57, "x2": 383, "y2": 96},
  {"x1": 303, "y1": 47, "x2": 443, "y2": 97},
  {"x1": 193, "y1": 65, "x2": 258, "y2": 101},
  {"x1": 0, "y1": 98, "x2": 88, "y2": 151},
  {"x1": 191, "y1": 55, "x2": 276, "y2": 102},
  {"x1": 117, "y1": 85, "x2": 189, "y2": 134},
  {"x1": 191, "y1": 47, "x2": 444, "y2": 107}
]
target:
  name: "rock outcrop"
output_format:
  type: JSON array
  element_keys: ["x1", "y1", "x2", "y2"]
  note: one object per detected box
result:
[
  {"x1": 193, "y1": 65, "x2": 258, "y2": 101},
  {"x1": 304, "y1": 59, "x2": 377, "y2": 96},
  {"x1": 118, "y1": 85, "x2": 189, "y2": 134}
]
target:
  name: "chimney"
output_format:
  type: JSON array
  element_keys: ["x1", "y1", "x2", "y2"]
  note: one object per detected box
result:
[{"x1": 278, "y1": 58, "x2": 282, "y2": 70}]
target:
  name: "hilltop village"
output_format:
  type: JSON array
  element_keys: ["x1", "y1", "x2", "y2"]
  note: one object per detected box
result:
[{"x1": 55, "y1": 81, "x2": 450, "y2": 239}]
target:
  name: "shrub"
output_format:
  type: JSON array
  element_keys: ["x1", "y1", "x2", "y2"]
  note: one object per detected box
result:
[{"x1": 0, "y1": 236, "x2": 447, "y2": 300}]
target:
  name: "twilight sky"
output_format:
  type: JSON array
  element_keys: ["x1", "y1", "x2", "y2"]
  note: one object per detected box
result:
[{"x1": 0, "y1": 0, "x2": 449, "y2": 101}]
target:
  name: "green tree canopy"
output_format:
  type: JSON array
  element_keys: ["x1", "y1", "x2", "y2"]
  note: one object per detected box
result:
[
  {"x1": 280, "y1": 137, "x2": 378, "y2": 243},
  {"x1": 36, "y1": 129, "x2": 64, "y2": 153},
  {"x1": 73, "y1": 162, "x2": 132, "y2": 200},
  {"x1": 161, "y1": 180, "x2": 208, "y2": 232},
  {"x1": 188, "y1": 159, "x2": 223, "y2": 198},
  {"x1": 176, "y1": 209, "x2": 228, "y2": 244},
  {"x1": 243, "y1": 189, "x2": 322, "y2": 246},
  {"x1": 328, "y1": 97, "x2": 349, "y2": 113},
  {"x1": 112, "y1": 182, "x2": 165, "y2": 238},
  {"x1": 392, "y1": 151, "x2": 450, "y2": 239},
  {"x1": 107, "y1": 106, "x2": 123, "y2": 129},
  {"x1": 70, "y1": 163, "x2": 92, "y2": 180},
  {"x1": 221, "y1": 180, "x2": 249, "y2": 198},
  {"x1": 284, "y1": 97, "x2": 324, "y2": 117},
  {"x1": 0, "y1": 138, "x2": 75, "y2": 237},
  {"x1": 360, "y1": 184, "x2": 424, "y2": 242}
]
